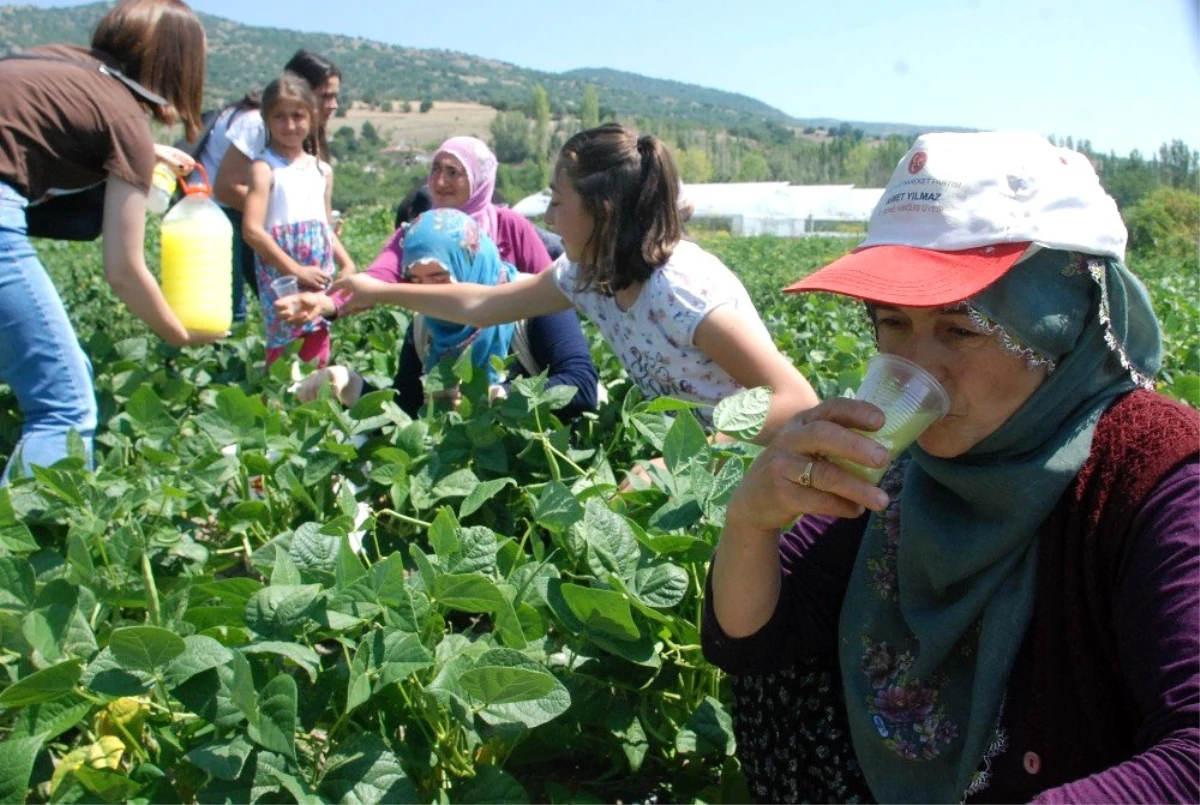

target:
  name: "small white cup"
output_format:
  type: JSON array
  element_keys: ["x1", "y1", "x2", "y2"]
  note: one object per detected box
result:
[
  {"x1": 830, "y1": 353, "x2": 951, "y2": 484},
  {"x1": 271, "y1": 276, "x2": 299, "y2": 299}
]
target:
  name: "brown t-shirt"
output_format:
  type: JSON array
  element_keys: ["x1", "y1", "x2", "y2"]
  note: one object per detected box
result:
[{"x1": 0, "y1": 45, "x2": 156, "y2": 202}]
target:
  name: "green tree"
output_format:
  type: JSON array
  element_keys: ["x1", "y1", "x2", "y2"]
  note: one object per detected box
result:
[
  {"x1": 580, "y1": 85, "x2": 600, "y2": 130},
  {"x1": 532, "y1": 84, "x2": 551, "y2": 161},
  {"x1": 735, "y1": 151, "x2": 770, "y2": 182},
  {"x1": 1124, "y1": 186, "x2": 1200, "y2": 258},
  {"x1": 360, "y1": 121, "x2": 381, "y2": 147},
  {"x1": 401, "y1": 100, "x2": 413, "y2": 113},
  {"x1": 419, "y1": 97, "x2": 434, "y2": 113},
  {"x1": 1158, "y1": 139, "x2": 1199, "y2": 190},
  {"x1": 380, "y1": 100, "x2": 393, "y2": 113},
  {"x1": 490, "y1": 110, "x2": 532, "y2": 163},
  {"x1": 676, "y1": 148, "x2": 714, "y2": 183}
]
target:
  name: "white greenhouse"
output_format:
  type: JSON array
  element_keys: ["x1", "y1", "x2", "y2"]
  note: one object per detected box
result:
[{"x1": 512, "y1": 182, "x2": 884, "y2": 238}]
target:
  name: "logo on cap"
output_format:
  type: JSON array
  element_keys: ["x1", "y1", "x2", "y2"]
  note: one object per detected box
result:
[{"x1": 908, "y1": 152, "x2": 927, "y2": 174}]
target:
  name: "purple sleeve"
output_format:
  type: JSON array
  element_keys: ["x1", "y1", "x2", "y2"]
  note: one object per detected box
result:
[
  {"x1": 496, "y1": 209, "x2": 552, "y2": 274},
  {"x1": 331, "y1": 228, "x2": 404, "y2": 314},
  {"x1": 1033, "y1": 460, "x2": 1200, "y2": 804},
  {"x1": 701, "y1": 512, "x2": 868, "y2": 675}
]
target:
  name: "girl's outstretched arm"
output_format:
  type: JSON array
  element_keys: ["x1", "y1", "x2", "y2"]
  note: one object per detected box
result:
[
  {"x1": 329, "y1": 268, "x2": 573, "y2": 327},
  {"x1": 693, "y1": 304, "x2": 820, "y2": 445}
]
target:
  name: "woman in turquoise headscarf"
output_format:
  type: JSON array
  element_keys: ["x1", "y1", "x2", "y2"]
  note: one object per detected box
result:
[
  {"x1": 295, "y1": 208, "x2": 598, "y2": 419},
  {"x1": 703, "y1": 132, "x2": 1198, "y2": 804},
  {"x1": 400, "y1": 208, "x2": 515, "y2": 388}
]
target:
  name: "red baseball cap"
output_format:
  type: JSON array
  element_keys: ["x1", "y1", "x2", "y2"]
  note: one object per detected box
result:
[{"x1": 783, "y1": 242, "x2": 1030, "y2": 307}]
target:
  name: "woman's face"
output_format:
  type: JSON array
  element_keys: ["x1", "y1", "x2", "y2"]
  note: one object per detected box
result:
[
  {"x1": 406, "y1": 259, "x2": 452, "y2": 284},
  {"x1": 545, "y1": 165, "x2": 595, "y2": 263},
  {"x1": 871, "y1": 304, "x2": 1049, "y2": 458},
  {"x1": 429, "y1": 154, "x2": 471, "y2": 209},
  {"x1": 314, "y1": 76, "x2": 340, "y2": 125}
]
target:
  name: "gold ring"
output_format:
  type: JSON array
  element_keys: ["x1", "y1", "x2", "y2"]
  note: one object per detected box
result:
[{"x1": 797, "y1": 460, "x2": 816, "y2": 488}]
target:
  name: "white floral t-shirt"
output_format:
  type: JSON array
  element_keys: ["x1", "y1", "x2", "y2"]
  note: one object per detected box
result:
[{"x1": 552, "y1": 240, "x2": 772, "y2": 423}]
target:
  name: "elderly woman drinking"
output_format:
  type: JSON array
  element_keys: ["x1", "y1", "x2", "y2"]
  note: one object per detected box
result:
[{"x1": 702, "y1": 131, "x2": 1198, "y2": 804}]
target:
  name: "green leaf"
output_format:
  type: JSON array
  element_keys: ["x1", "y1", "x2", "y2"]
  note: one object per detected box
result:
[
  {"x1": 427, "y1": 507, "x2": 460, "y2": 560},
  {"x1": 271, "y1": 550, "x2": 303, "y2": 586},
  {"x1": 290, "y1": 522, "x2": 340, "y2": 577},
  {"x1": 184, "y1": 735, "x2": 255, "y2": 781},
  {"x1": 631, "y1": 562, "x2": 690, "y2": 609},
  {"x1": 244, "y1": 585, "x2": 321, "y2": 638},
  {"x1": 675, "y1": 696, "x2": 735, "y2": 757},
  {"x1": 9, "y1": 694, "x2": 92, "y2": 742},
  {"x1": 532, "y1": 482, "x2": 584, "y2": 532},
  {"x1": 458, "y1": 665, "x2": 556, "y2": 707},
  {"x1": 559, "y1": 583, "x2": 640, "y2": 641},
  {"x1": 0, "y1": 522, "x2": 39, "y2": 555},
  {"x1": 0, "y1": 659, "x2": 82, "y2": 709},
  {"x1": 468, "y1": 649, "x2": 571, "y2": 729},
  {"x1": 0, "y1": 736, "x2": 43, "y2": 804},
  {"x1": 713, "y1": 385, "x2": 772, "y2": 440},
  {"x1": 319, "y1": 734, "x2": 419, "y2": 804},
  {"x1": 431, "y1": 468, "x2": 479, "y2": 501},
  {"x1": 460, "y1": 478, "x2": 514, "y2": 517},
  {"x1": 662, "y1": 409, "x2": 710, "y2": 478},
  {"x1": 81, "y1": 647, "x2": 154, "y2": 696},
  {"x1": 108, "y1": 625, "x2": 187, "y2": 672},
  {"x1": 163, "y1": 635, "x2": 234, "y2": 689},
  {"x1": 581, "y1": 498, "x2": 639, "y2": 584},
  {"x1": 239, "y1": 641, "x2": 322, "y2": 683},
  {"x1": 248, "y1": 673, "x2": 298, "y2": 761},
  {"x1": 432, "y1": 573, "x2": 508, "y2": 612},
  {"x1": 0, "y1": 557, "x2": 35, "y2": 614},
  {"x1": 454, "y1": 764, "x2": 529, "y2": 804}
]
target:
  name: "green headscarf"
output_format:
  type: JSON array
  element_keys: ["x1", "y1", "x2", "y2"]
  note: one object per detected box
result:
[{"x1": 837, "y1": 249, "x2": 1162, "y2": 803}]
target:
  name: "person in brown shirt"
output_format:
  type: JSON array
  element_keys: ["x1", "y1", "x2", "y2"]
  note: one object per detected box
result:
[{"x1": 0, "y1": 0, "x2": 217, "y2": 481}]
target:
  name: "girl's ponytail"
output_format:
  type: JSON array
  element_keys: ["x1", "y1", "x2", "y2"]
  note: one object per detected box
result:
[{"x1": 559, "y1": 124, "x2": 681, "y2": 294}]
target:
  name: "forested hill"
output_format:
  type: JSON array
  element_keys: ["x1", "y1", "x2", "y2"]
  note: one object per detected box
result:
[{"x1": 3, "y1": 0, "x2": 930, "y2": 136}]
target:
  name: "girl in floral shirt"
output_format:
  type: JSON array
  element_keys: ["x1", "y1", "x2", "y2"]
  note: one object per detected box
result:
[
  {"x1": 313, "y1": 124, "x2": 819, "y2": 444},
  {"x1": 243, "y1": 73, "x2": 350, "y2": 368}
]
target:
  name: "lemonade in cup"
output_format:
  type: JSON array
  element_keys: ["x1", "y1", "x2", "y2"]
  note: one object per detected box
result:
[{"x1": 830, "y1": 353, "x2": 951, "y2": 484}]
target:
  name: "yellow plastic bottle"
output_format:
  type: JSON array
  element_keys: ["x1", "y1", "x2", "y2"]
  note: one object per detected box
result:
[{"x1": 160, "y1": 165, "x2": 233, "y2": 334}]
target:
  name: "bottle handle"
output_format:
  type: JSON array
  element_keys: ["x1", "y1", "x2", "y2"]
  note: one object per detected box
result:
[{"x1": 179, "y1": 164, "x2": 212, "y2": 197}]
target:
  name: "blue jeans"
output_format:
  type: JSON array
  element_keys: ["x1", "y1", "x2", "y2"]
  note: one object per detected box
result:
[{"x1": 0, "y1": 181, "x2": 97, "y2": 482}]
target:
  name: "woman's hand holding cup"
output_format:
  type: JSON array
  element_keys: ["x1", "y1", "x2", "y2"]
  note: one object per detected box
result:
[{"x1": 725, "y1": 398, "x2": 893, "y2": 537}]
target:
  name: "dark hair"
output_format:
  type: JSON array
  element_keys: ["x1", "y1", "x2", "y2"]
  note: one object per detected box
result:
[
  {"x1": 232, "y1": 87, "x2": 261, "y2": 113},
  {"x1": 282, "y1": 50, "x2": 339, "y2": 162},
  {"x1": 261, "y1": 72, "x2": 321, "y2": 167},
  {"x1": 395, "y1": 183, "x2": 433, "y2": 230},
  {"x1": 557, "y1": 123, "x2": 681, "y2": 294},
  {"x1": 90, "y1": 0, "x2": 206, "y2": 140},
  {"x1": 283, "y1": 49, "x2": 341, "y2": 89}
]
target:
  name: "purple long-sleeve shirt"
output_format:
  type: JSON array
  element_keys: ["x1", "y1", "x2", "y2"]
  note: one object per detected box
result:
[{"x1": 703, "y1": 461, "x2": 1200, "y2": 803}]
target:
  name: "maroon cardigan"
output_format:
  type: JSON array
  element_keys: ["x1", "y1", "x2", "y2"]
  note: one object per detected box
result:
[{"x1": 702, "y1": 390, "x2": 1200, "y2": 803}]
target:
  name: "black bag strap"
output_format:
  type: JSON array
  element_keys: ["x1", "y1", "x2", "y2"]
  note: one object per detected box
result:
[{"x1": 1, "y1": 51, "x2": 167, "y2": 106}]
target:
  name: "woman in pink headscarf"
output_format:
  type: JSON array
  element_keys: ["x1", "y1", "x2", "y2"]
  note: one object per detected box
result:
[
  {"x1": 292, "y1": 136, "x2": 552, "y2": 323},
  {"x1": 424, "y1": 136, "x2": 551, "y2": 273}
]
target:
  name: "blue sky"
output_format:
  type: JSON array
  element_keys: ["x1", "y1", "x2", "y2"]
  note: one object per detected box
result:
[{"x1": 18, "y1": 0, "x2": 1200, "y2": 157}]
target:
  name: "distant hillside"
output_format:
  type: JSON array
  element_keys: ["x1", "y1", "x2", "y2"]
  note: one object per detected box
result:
[{"x1": 1, "y1": 1, "x2": 953, "y2": 137}]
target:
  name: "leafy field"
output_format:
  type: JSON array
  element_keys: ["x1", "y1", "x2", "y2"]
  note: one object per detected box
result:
[{"x1": 0, "y1": 209, "x2": 1195, "y2": 804}]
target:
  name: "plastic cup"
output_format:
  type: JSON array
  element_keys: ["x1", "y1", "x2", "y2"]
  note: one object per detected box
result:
[
  {"x1": 829, "y1": 353, "x2": 951, "y2": 484},
  {"x1": 271, "y1": 276, "x2": 299, "y2": 299}
]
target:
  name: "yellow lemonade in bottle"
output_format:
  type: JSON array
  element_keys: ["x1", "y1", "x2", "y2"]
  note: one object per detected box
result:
[{"x1": 159, "y1": 167, "x2": 232, "y2": 334}]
